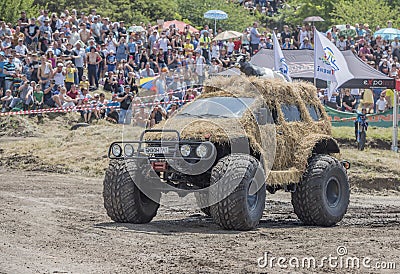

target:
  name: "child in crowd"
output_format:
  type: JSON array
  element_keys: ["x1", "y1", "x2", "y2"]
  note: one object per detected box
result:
[{"x1": 79, "y1": 75, "x2": 90, "y2": 91}]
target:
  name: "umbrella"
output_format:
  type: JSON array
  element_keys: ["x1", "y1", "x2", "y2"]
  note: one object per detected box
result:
[
  {"x1": 128, "y1": 25, "x2": 145, "y2": 33},
  {"x1": 213, "y1": 30, "x2": 242, "y2": 41},
  {"x1": 303, "y1": 16, "x2": 324, "y2": 23},
  {"x1": 334, "y1": 24, "x2": 356, "y2": 32},
  {"x1": 373, "y1": 28, "x2": 400, "y2": 40},
  {"x1": 159, "y1": 20, "x2": 198, "y2": 33},
  {"x1": 204, "y1": 10, "x2": 228, "y2": 33}
]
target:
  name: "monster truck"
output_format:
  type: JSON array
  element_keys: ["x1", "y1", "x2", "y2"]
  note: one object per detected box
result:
[{"x1": 103, "y1": 76, "x2": 350, "y2": 231}]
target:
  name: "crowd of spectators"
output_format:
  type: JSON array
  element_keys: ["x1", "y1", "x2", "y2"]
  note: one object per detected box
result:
[{"x1": 0, "y1": 7, "x2": 398, "y2": 128}]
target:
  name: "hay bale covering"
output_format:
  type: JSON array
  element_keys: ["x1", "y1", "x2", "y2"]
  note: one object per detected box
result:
[{"x1": 149, "y1": 76, "x2": 335, "y2": 185}]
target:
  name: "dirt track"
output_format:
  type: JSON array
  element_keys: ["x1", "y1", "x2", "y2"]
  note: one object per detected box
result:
[{"x1": 0, "y1": 168, "x2": 399, "y2": 274}]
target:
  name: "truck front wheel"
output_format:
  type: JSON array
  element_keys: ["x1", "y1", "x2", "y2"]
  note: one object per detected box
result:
[
  {"x1": 103, "y1": 160, "x2": 160, "y2": 223},
  {"x1": 209, "y1": 154, "x2": 266, "y2": 230},
  {"x1": 291, "y1": 154, "x2": 350, "y2": 226}
]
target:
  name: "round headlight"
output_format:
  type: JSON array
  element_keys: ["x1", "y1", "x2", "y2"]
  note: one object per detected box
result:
[
  {"x1": 196, "y1": 144, "x2": 208, "y2": 158},
  {"x1": 111, "y1": 144, "x2": 122, "y2": 157},
  {"x1": 180, "y1": 144, "x2": 191, "y2": 157},
  {"x1": 124, "y1": 144, "x2": 134, "y2": 157}
]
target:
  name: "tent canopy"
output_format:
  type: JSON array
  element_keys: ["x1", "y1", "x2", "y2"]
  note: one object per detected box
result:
[{"x1": 251, "y1": 49, "x2": 395, "y2": 89}]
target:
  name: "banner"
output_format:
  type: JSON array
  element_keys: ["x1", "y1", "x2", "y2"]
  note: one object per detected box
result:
[
  {"x1": 314, "y1": 30, "x2": 353, "y2": 98},
  {"x1": 325, "y1": 106, "x2": 400, "y2": 128},
  {"x1": 273, "y1": 32, "x2": 291, "y2": 80}
]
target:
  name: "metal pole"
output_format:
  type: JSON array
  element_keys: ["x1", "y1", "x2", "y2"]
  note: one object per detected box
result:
[
  {"x1": 214, "y1": 19, "x2": 216, "y2": 35},
  {"x1": 392, "y1": 89, "x2": 399, "y2": 152}
]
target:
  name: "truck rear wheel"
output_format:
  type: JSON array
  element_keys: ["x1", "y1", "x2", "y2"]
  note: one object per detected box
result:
[
  {"x1": 103, "y1": 160, "x2": 160, "y2": 223},
  {"x1": 209, "y1": 154, "x2": 266, "y2": 230},
  {"x1": 291, "y1": 154, "x2": 349, "y2": 226}
]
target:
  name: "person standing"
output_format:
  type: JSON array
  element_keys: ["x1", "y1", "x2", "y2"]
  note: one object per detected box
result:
[
  {"x1": 195, "y1": 51, "x2": 206, "y2": 86},
  {"x1": 3, "y1": 55, "x2": 16, "y2": 92},
  {"x1": 72, "y1": 42, "x2": 86, "y2": 83},
  {"x1": 115, "y1": 85, "x2": 134, "y2": 124},
  {"x1": 0, "y1": 52, "x2": 6, "y2": 95},
  {"x1": 250, "y1": 22, "x2": 261, "y2": 55},
  {"x1": 86, "y1": 47, "x2": 102, "y2": 89}
]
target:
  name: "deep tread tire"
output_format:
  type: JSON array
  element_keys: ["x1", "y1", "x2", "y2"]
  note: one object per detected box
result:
[
  {"x1": 194, "y1": 192, "x2": 211, "y2": 216},
  {"x1": 209, "y1": 154, "x2": 266, "y2": 230},
  {"x1": 291, "y1": 154, "x2": 350, "y2": 226},
  {"x1": 103, "y1": 159, "x2": 160, "y2": 223}
]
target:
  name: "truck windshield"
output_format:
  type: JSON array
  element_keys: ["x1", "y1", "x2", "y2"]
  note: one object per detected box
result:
[{"x1": 178, "y1": 97, "x2": 255, "y2": 118}]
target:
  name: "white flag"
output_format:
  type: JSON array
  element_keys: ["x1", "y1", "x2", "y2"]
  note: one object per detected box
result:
[
  {"x1": 314, "y1": 29, "x2": 353, "y2": 98},
  {"x1": 273, "y1": 32, "x2": 291, "y2": 80}
]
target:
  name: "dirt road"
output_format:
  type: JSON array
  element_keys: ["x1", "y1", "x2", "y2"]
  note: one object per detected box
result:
[{"x1": 0, "y1": 169, "x2": 399, "y2": 274}]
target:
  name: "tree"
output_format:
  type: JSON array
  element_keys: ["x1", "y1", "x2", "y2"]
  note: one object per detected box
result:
[
  {"x1": 279, "y1": 0, "x2": 334, "y2": 29},
  {"x1": 331, "y1": 0, "x2": 398, "y2": 30},
  {"x1": 0, "y1": 0, "x2": 39, "y2": 23},
  {"x1": 176, "y1": 0, "x2": 255, "y2": 31}
]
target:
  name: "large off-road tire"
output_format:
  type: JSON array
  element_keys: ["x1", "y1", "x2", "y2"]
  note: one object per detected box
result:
[
  {"x1": 103, "y1": 160, "x2": 160, "y2": 223},
  {"x1": 358, "y1": 131, "x2": 366, "y2": 151},
  {"x1": 291, "y1": 154, "x2": 349, "y2": 227},
  {"x1": 194, "y1": 192, "x2": 211, "y2": 216},
  {"x1": 209, "y1": 154, "x2": 266, "y2": 230}
]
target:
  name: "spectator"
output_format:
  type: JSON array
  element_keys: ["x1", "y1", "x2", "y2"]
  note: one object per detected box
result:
[
  {"x1": 299, "y1": 37, "x2": 312, "y2": 50},
  {"x1": 342, "y1": 89, "x2": 357, "y2": 112},
  {"x1": 133, "y1": 104, "x2": 148, "y2": 127},
  {"x1": 250, "y1": 22, "x2": 261, "y2": 55},
  {"x1": 140, "y1": 62, "x2": 155, "y2": 78},
  {"x1": 115, "y1": 85, "x2": 134, "y2": 124},
  {"x1": 1, "y1": 89, "x2": 13, "y2": 112},
  {"x1": 86, "y1": 46, "x2": 102, "y2": 89},
  {"x1": 375, "y1": 93, "x2": 388, "y2": 113},
  {"x1": 4, "y1": 55, "x2": 16, "y2": 91},
  {"x1": 0, "y1": 52, "x2": 6, "y2": 94}
]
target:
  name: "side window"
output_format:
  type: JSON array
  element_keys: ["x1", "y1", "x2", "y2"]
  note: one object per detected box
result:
[
  {"x1": 255, "y1": 106, "x2": 276, "y2": 125},
  {"x1": 281, "y1": 104, "x2": 301, "y2": 122},
  {"x1": 307, "y1": 105, "x2": 322, "y2": 121}
]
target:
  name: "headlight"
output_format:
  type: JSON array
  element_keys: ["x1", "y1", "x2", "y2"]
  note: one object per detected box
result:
[
  {"x1": 180, "y1": 144, "x2": 191, "y2": 157},
  {"x1": 111, "y1": 144, "x2": 122, "y2": 157},
  {"x1": 124, "y1": 144, "x2": 134, "y2": 157},
  {"x1": 196, "y1": 144, "x2": 208, "y2": 158}
]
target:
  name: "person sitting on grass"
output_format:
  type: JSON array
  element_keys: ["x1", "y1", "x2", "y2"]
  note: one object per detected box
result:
[
  {"x1": 78, "y1": 75, "x2": 90, "y2": 91},
  {"x1": 9, "y1": 79, "x2": 34, "y2": 110},
  {"x1": 91, "y1": 93, "x2": 101, "y2": 120},
  {"x1": 132, "y1": 104, "x2": 149, "y2": 128},
  {"x1": 59, "y1": 86, "x2": 75, "y2": 108},
  {"x1": 78, "y1": 87, "x2": 92, "y2": 123},
  {"x1": 1, "y1": 89, "x2": 13, "y2": 112},
  {"x1": 105, "y1": 94, "x2": 120, "y2": 123}
]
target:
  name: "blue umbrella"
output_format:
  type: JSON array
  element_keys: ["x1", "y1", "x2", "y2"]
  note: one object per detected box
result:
[
  {"x1": 373, "y1": 28, "x2": 400, "y2": 41},
  {"x1": 204, "y1": 10, "x2": 228, "y2": 32}
]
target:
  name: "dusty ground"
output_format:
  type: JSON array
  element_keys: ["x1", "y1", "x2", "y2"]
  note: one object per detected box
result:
[{"x1": 0, "y1": 168, "x2": 399, "y2": 274}]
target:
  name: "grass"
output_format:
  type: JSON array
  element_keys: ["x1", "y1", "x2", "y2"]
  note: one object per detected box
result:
[
  {"x1": 0, "y1": 114, "x2": 143, "y2": 177},
  {"x1": 332, "y1": 126, "x2": 397, "y2": 142}
]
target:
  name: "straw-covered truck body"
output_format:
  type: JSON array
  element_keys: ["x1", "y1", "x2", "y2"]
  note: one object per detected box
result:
[{"x1": 103, "y1": 76, "x2": 350, "y2": 230}]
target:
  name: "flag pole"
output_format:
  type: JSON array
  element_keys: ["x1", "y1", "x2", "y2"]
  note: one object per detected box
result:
[
  {"x1": 313, "y1": 27, "x2": 317, "y2": 87},
  {"x1": 392, "y1": 88, "x2": 399, "y2": 152}
]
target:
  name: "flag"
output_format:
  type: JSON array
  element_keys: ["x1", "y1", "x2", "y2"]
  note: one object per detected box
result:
[
  {"x1": 273, "y1": 32, "x2": 291, "y2": 80},
  {"x1": 314, "y1": 29, "x2": 353, "y2": 99}
]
